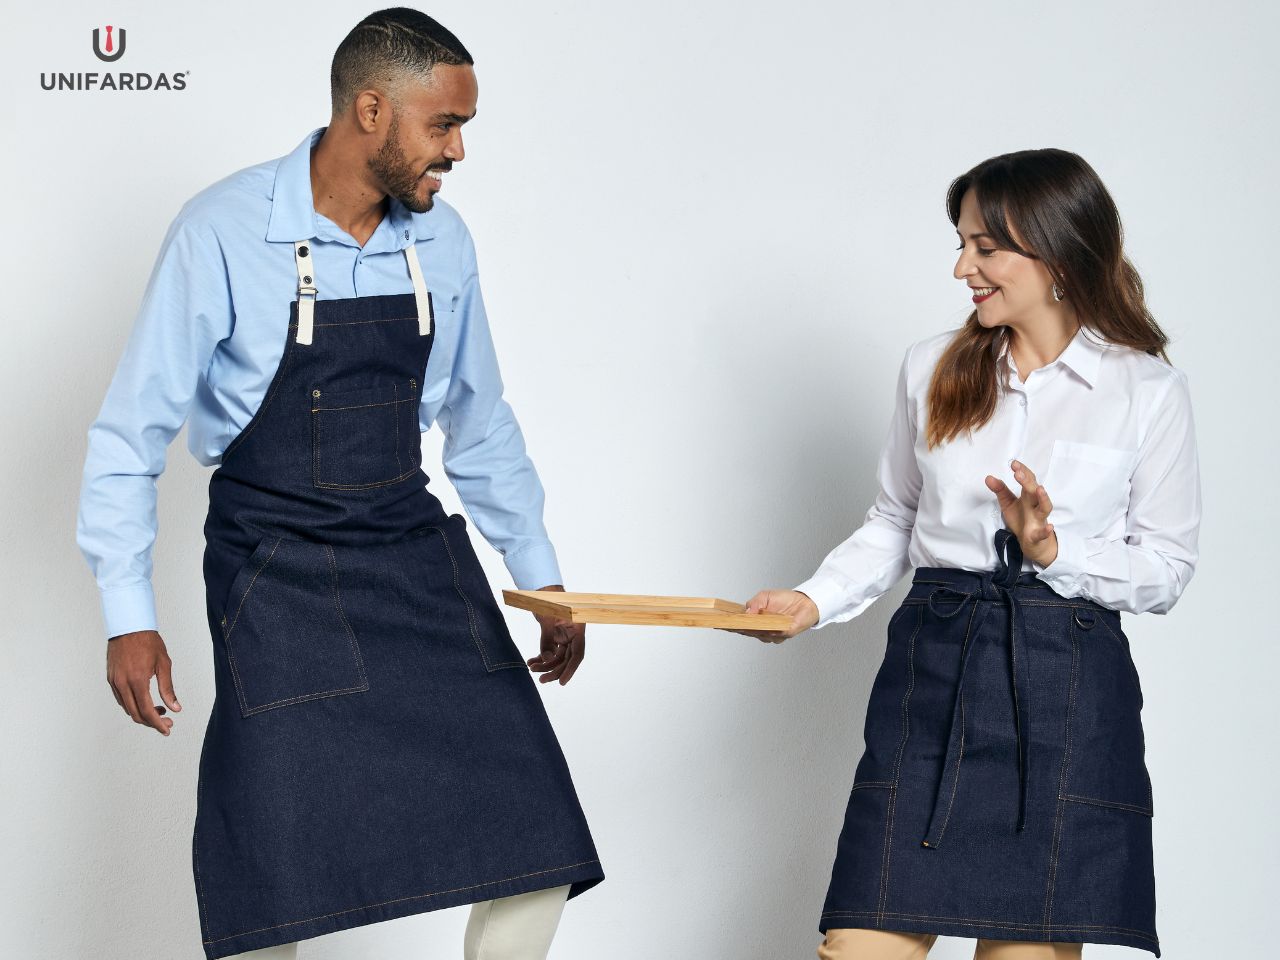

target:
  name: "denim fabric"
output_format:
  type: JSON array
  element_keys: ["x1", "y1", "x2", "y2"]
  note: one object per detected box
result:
[
  {"x1": 819, "y1": 530, "x2": 1157, "y2": 955},
  {"x1": 195, "y1": 289, "x2": 602, "y2": 959}
]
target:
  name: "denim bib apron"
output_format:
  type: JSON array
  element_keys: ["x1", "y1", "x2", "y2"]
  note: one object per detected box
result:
[
  {"x1": 193, "y1": 238, "x2": 603, "y2": 959},
  {"x1": 819, "y1": 530, "x2": 1158, "y2": 955}
]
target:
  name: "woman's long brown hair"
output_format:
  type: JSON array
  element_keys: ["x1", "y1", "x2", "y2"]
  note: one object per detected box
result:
[{"x1": 926, "y1": 149, "x2": 1170, "y2": 449}]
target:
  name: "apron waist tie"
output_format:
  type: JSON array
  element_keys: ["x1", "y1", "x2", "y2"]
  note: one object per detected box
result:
[{"x1": 921, "y1": 528, "x2": 1031, "y2": 849}]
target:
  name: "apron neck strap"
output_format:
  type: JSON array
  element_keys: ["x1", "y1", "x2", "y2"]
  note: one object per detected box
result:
[
  {"x1": 404, "y1": 243, "x2": 433, "y2": 337},
  {"x1": 290, "y1": 241, "x2": 433, "y2": 345},
  {"x1": 293, "y1": 241, "x2": 317, "y2": 345}
]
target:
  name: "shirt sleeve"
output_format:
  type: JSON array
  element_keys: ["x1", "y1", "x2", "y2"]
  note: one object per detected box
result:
[
  {"x1": 794, "y1": 343, "x2": 920, "y2": 628},
  {"x1": 433, "y1": 228, "x2": 562, "y2": 590},
  {"x1": 1034, "y1": 367, "x2": 1200, "y2": 614},
  {"x1": 76, "y1": 213, "x2": 232, "y2": 640}
]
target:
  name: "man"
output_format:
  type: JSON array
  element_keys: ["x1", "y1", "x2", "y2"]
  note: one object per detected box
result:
[{"x1": 76, "y1": 9, "x2": 603, "y2": 959}]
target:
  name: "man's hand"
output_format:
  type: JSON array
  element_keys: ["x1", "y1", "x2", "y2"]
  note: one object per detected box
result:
[
  {"x1": 106, "y1": 630, "x2": 181, "y2": 736},
  {"x1": 985, "y1": 458, "x2": 1059, "y2": 568},
  {"x1": 731, "y1": 589, "x2": 820, "y2": 642},
  {"x1": 525, "y1": 584, "x2": 585, "y2": 685}
]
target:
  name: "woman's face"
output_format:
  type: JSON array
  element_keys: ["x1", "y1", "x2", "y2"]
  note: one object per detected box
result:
[{"x1": 952, "y1": 189, "x2": 1060, "y2": 330}]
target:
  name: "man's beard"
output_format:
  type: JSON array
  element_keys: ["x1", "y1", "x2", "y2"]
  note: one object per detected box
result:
[{"x1": 369, "y1": 115, "x2": 434, "y2": 214}]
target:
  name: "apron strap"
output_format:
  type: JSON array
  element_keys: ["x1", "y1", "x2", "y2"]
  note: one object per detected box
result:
[
  {"x1": 920, "y1": 530, "x2": 1033, "y2": 850},
  {"x1": 292, "y1": 240, "x2": 432, "y2": 344},
  {"x1": 293, "y1": 240, "x2": 317, "y2": 346},
  {"x1": 404, "y1": 243, "x2": 433, "y2": 337}
]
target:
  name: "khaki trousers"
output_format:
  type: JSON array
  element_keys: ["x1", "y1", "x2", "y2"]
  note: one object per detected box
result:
[
  {"x1": 224, "y1": 883, "x2": 571, "y2": 959},
  {"x1": 818, "y1": 929, "x2": 1085, "y2": 959}
]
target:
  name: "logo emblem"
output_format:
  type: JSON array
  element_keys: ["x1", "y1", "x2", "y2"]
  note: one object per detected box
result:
[{"x1": 91, "y1": 25, "x2": 126, "y2": 62}]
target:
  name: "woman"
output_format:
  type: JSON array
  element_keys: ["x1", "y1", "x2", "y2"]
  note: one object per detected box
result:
[{"x1": 741, "y1": 149, "x2": 1199, "y2": 959}]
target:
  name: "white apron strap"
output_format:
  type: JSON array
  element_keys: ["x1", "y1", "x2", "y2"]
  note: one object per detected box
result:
[
  {"x1": 293, "y1": 240, "x2": 317, "y2": 346},
  {"x1": 404, "y1": 243, "x2": 433, "y2": 337}
]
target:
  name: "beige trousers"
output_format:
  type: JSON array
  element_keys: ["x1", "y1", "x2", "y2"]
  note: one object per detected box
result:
[
  {"x1": 224, "y1": 883, "x2": 571, "y2": 960},
  {"x1": 818, "y1": 929, "x2": 1084, "y2": 959}
]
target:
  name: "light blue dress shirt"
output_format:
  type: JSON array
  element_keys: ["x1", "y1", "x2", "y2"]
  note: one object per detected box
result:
[{"x1": 77, "y1": 127, "x2": 562, "y2": 639}]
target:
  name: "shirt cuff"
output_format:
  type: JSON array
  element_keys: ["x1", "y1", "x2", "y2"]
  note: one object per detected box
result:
[
  {"x1": 505, "y1": 542, "x2": 563, "y2": 591},
  {"x1": 792, "y1": 574, "x2": 850, "y2": 631},
  {"x1": 1034, "y1": 528, "x2": 1087, "y2": 599},
  {"x1": 100, "y1": 582, "x2": 158, "y2": 640}
]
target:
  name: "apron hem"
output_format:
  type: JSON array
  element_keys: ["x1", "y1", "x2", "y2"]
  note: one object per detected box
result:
[
  {"x1": 816, "y1": 910, "x2": 1160, "y2": 956},
  {"x1": 200, "y1": 859, "x2": 604, "y2": 959}
]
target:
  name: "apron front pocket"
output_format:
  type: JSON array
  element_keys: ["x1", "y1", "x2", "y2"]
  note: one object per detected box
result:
[
  {"x1": 220, "y1": 536, "x2": 370, "y2": 717},
  {"x1": 311, "y1": 379, "x2": 421, "y2": 490},
  {"x1": 1062, "y1": 607, "x2": 1153, "y2": 815},
  {"x1": 435, "y1": 515, "x2": 526, "y2": 672}
]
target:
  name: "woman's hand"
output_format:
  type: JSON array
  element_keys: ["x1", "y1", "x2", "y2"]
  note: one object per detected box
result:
[
  {"x1": 731, "y1": 589, "x2": 820, "y2": 643},
  {"x1": 985, "y1": 459, "x2": 1059, "y2": 567}
]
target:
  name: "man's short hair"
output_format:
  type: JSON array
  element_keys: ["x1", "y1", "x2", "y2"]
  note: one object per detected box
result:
[{"x1": 330, "y1": 8, "x2": 473, "y2": 114}]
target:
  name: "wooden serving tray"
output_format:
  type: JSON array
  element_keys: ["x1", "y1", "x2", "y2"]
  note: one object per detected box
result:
[{"x1": 502, "y1": 590, "x2": 793, "y2": 631}]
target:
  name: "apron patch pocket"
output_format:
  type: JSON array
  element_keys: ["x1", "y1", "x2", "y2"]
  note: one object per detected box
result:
[
  {"x1": 436, "y1": 515, "x2": 526, "y2": 672},
  {"x1": 220, "y1": 536, "x2": 370, "y2": 717},
  {"x1": 311, "y1": 379, "x2": 420, "y2": 490},
  {"x1": 1062, "y1": 609, "x2": 1153, "y2": 815}
]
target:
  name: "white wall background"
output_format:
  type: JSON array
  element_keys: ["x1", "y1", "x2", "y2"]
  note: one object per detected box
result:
[{"x1": 2, "y1": 1, "x2": 1276, "y2": 957}]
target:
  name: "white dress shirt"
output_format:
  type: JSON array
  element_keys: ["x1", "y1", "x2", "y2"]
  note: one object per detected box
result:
[{"x1": 795, "y1": 324, "x2": 1201, "y2": 628}]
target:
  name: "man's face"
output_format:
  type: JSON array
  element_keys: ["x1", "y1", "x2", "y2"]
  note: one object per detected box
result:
[{"x1": 368, "y1": 63, "x2": 478, "y2": 214}]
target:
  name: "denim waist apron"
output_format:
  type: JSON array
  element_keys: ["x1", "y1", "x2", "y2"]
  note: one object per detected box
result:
[
  {"x1": 819, "y1": 530, "x2": 1158, "y2": 955},
  {"x1": 193, "y1": 239, "x2": 603, "y2": 959}
]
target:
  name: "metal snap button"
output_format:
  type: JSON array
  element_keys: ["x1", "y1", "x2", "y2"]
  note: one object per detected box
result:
[
  {"x1": 298, "y1": 245, "x2": 309, "y2": 257},
  {"x1": 303, "y1": 274, "x2": 312, "y2": 284}
]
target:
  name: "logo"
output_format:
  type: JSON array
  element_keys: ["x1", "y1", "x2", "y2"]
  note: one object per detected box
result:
[
  {"x1": 91, "y1": 25, "x2": 126, "y2": 62},
  {"x1": 41, "y1": 24, "x2": 188, "y2": 93}
]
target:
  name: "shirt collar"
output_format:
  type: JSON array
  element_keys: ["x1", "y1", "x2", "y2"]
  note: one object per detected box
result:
[
  {"x1": 997, "y1": 324, "x2": 1107, "y2": 388},
  {"x1": 265, "y1": 127, "x2": 430, "y2": 246}
]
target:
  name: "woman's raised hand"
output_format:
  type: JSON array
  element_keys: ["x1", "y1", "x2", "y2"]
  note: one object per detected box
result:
[
  {"x1": 985, "y1": 458, "x2": 1059, "y2": 567},
  {"x1": 731, "y1": 589, "x2": 821, "y2": 643}
]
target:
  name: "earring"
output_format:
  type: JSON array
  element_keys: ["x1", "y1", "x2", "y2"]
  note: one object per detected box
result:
[{"x1": 1051, "y1": 282, "x2": 1065, "y2": 302}]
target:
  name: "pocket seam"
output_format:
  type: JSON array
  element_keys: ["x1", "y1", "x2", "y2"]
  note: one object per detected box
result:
[
  {"x1": 310, "y1": 379, "x2": 420, "y2": 491},
  {"x1": 1062, "y1": 611, "x2": 1153, "y2": 816},
  {"x1": 221, "y1": 539, "x2": 371, "y2": 717},
  {"x1": 222, "y1": 537, "x2": 281, "y2": 641},
  {"x1": 1060, "y1": 793, "x2": 1153, "y2": 816},
  {"x1": 433, "y1": 524, "x2": 524, "y2": 672},
  {"x1": 1092, "y1": 612, "x2": 1145, "y2": 704},
  {"x1": 1050, "y1": 439, "x2": 1137, "y2": 468}
]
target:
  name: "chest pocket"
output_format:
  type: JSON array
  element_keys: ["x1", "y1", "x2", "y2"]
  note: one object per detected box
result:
[
  {"x1": 311, "y1": 379, "x2": 421, "y2": 490},
  {"x1": 1044, "y1": 440, "x2": 1137, "y2": 532}
]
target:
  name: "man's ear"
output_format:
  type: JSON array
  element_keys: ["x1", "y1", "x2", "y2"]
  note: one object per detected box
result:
[{"x1": 354, "y1": 89, "x2": 388, "y2": 134}]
